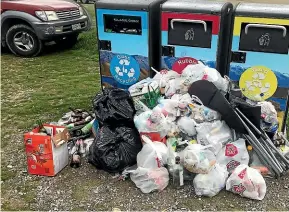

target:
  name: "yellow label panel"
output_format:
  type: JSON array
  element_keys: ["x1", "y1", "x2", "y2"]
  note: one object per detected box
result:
[
  {"x1": 233, "y1": 17, "x2": 289, "y2": 36},
  {"x1": 239, "y1": 66, "x2": 278, "y2": 101}
]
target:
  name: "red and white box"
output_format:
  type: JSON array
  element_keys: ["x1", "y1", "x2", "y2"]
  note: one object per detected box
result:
[{"x1": 23, "y1": 124, "x2": 69, "y2": 176}]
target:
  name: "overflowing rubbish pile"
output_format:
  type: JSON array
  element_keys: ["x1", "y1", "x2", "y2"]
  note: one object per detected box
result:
[{"x1": 24, "y1": 61, "x2": 289, "y2": 201}]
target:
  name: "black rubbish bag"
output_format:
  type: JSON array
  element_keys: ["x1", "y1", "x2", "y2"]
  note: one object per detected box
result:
[
  {"x1": 229, "y1": 95, "x2": 261, "y2": 131},
  {"x1": 88, "y1": 125, "x2": 142, "y2": 173},
  {"x1": 92, "y1": 88, "x2": 136, "y2": 126}
]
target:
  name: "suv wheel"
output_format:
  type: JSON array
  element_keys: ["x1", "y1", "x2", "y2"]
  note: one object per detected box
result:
[{"x1": 6, "y1": 24, "x2": 43, "y2": 57}]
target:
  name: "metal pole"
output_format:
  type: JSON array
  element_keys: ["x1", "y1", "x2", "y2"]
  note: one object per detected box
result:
[
  {"x1": 235, "y1": 108, "x2": 289, "y2": 167},
  {"x1": 244, "y1": 134, "x2": 278, "y2": 177},
  {"x1": 234, "y1": 111, "x2": 282, "y2": 176}
]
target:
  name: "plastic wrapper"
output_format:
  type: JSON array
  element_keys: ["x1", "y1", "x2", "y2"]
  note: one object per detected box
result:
[
  {"x1": 92, "y1": 88, "x2": 135, "y2": 126},
  {"x1": 137, "y1": 136, "x2": 168, "y2": 169},
  {"x1": 183, "y1": 144, "x2": 217, "y2": 174},
  {"x1": 153, "y1": 70, "x2": 180, "y2": 94},
  {"x1": 226, "y1": 164, "x2": 267, "y2": 200},
  {"x1": 130, "y1": 167, "x2": 169, "y2": 193},
  {"x1": 182, "y1": 64, "x2": 229, "y2": 93},
  {"x1": 257, "y1": 101, "x2": 279, "y2": 133},
  {"x1": 179, "y1": 131, "x2": 195, "y2": 142},
  {"x1": 177, "y1": 116, "x2": 197, "y2": 136},
  {"x1": 128, "y1": 79, "x2": 161, "y2": 109},
  {"x1": 133, "y1": 98, "x2": 151, "y2": 115},
  {"x1": 193, "y1": 164, "x2": 229, "y2": 197},
  {"x1": 166, "y1": 121, "x2": 180, "y2": 137},
  {"x1": 188, "y1": 97, "x2": 221, "y2": 123},
  {"x1": 196, "y1": 120, "x2": 233, "y2": 153},
  {"x1": 216, "y1": 139, "x2": 249, "y2": 173},
  {"x1": 88, "y1": 125, "x2": 142, "y2": 173},
  {"x1": 154, "y1": 96, "x2": 191, "y2": 121},
  {"x1": 128, "y1": 78, "x2": 153, "y2": 93},
  {"x1": 164, "y1": 78, "x2": 191, "y2": 97}
]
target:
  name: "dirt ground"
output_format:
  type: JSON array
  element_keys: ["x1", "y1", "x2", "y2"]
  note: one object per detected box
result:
[{"x1": 1, "y1": 0, "x2": 289, "y2": 211}]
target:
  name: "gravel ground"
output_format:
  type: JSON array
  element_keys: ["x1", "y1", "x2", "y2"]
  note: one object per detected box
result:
[{"x1": 1, "y1": 132, "x2": 289, "y2": 211}]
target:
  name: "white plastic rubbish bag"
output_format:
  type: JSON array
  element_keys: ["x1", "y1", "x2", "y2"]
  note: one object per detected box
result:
[
  {"x1": 134, "y1": 110, "x2": 169, "y2": 139},
  {"x1": 154, "y1": 95, "x2": 191, "y2": 121},
  {"x1": 166, "y1": 121, "x2": 180, "y2": 137},
  {"x1": 130, "y1": 167, "x2": 169, "y2": 193},
  {"x1": 183, "y1": 144, "x2": 217, "y2": 174},
  {"x1": 181, "y1": 64, "x2": 229, "y2": 93},
  {"x1": 216, "y1": 139, "x2": 250, "y2": 173},
  {"x1": 164, "y1": 78, "x2": 190, "y2": 97},
  {"x1": 171, "y1": 93, "x2": 192, "y2": 105},
  {"x1": 226, "y1": 164, "x2": 267, "y2": 200},
  {"x1": 177, "y1": 116, "x2": 197, "y2": 136},
  {"x1": 181, "y1": 63, "x2": 207, "y2": 84},
  {"x1": 153, "y1": 69, "x2": 180, "y2": 92},
  {"x1": 258, "y1": 101, "x2": 279, "y2": 127},
  {"x1": 153, "y1": 100, "x2": 178, "y2": 121},
  {"x1": 137, "y1": 136, "x2": 168, "y2": 169},
  {"x1": 196, "y1": 120, "x2": 233, "y2": 148},
  {"x1": 194, "y1": 163, "x2": 229, "y2": 197},
  {"x1": 134, "y1": 110, "x2": 153, "y2": 132},
  {"x1": 204, "y1": 67, "x2": 229, "y2": 93}
]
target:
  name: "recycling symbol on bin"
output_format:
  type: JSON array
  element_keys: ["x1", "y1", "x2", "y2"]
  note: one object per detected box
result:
[{"x1": 110, "y1": 54, "x2": 140, "y2": 85}]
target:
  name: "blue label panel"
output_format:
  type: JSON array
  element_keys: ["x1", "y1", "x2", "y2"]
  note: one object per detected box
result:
[{"x1": 97, "y1": 9, "x2": 150, "y2": 89}]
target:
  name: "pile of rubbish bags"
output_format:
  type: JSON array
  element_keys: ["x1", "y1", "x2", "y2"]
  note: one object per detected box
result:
[{"x1": 86, "y1": 62, "x2": 289, "y2": 200}]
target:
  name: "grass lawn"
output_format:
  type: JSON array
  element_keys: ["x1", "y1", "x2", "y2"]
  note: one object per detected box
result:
[
  {"x1": 1, "y1": 5, "x2": 100, "y2": 142},
  {"x1": 1, "y1": 5, "x2": 100, "y2": 210}
]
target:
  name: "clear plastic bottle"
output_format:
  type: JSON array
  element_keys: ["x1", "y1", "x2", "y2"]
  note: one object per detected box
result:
[{"x1": 172, "y1": 156, "x2": 184, "y2": 189}]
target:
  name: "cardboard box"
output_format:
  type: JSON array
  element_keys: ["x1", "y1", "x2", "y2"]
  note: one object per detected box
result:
[{"x1": 23, "y1": 124, "x2": 69, "y2": 176}]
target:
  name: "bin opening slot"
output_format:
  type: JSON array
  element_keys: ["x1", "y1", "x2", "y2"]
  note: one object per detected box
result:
[
  {"x1": 239, "y1": 23, "x2": 289, "y2": 54},
  {"x1": 168, "y1": 19, "x2": 212, "y2": 48},
  {"x1": 103, "y1": 14, "x2": 142, "y2": 35}
]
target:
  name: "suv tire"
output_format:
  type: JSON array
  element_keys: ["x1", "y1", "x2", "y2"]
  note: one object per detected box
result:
[{"x1": 6, "y1": 24, "x2": 43, "y2": 57}]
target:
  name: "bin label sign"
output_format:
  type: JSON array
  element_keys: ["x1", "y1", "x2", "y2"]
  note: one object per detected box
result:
[
  {"x1": 233, "y1": 183, "x2": 246, "y2": 194},
  {"x1": 172, "y1": 57, "x2": 198, "y2": 74},
  {"x1": 225, "y1": 143, "x2": 238, "y2": 157},
  {"x1": 185, "y1": 28, "x2": 195, "y2": 41},
  {"x1": 110, "y1": 54, "x2": 140, "y2": 85},
  {"x1": 239, "y1": 66, "x2": 277, "y2": 101}
]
